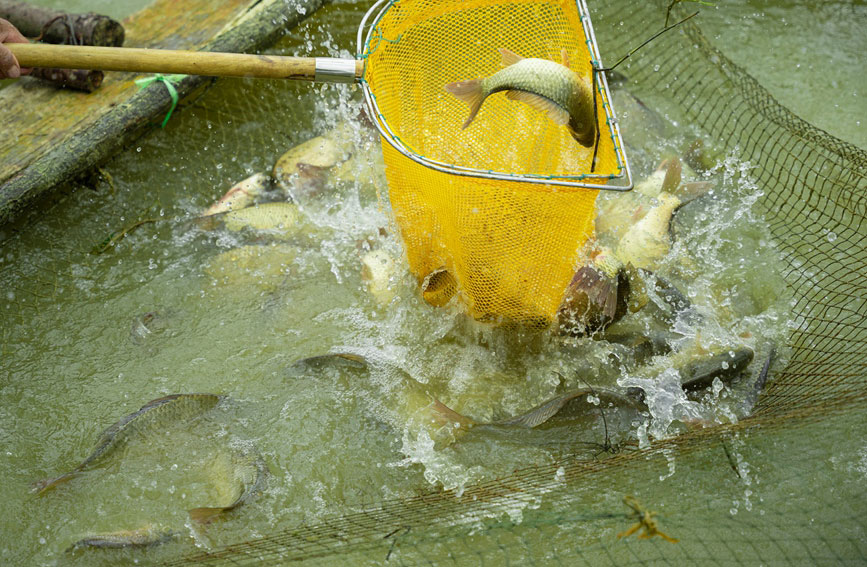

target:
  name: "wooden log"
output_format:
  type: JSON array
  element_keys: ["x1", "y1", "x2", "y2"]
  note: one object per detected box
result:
[
  {"x1": 0, "y1": 0, "x2": 330, "y2": 226},
  {"x1": 28, "y1": 67, "x2": 103, "y2": 92},
  {"x1": 0, "y1": 1, "x2": 124, "y2": 46}
]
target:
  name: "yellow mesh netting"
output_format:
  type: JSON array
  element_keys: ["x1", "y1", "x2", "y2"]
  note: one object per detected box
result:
[{"x1": 362, "y1": 0, "x2": 625, "y2": 324}]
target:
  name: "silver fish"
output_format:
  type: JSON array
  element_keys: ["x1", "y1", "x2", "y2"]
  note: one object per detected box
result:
[
  {"x1": 32, "y1": 393, "x2": 222, "y2": 495},
  {"x1": 66, "y1": 524, "x2": 176, "y2": 552}
]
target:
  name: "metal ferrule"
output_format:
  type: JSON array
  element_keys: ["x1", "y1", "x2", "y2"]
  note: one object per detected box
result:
[{"x1": 314, "y1": 58, "x2": 358, "y2": 83}]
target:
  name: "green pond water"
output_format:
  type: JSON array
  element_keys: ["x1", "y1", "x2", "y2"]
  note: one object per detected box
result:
[{"x1": 0, "y1": 1, "x2": 864, "y2": 565}]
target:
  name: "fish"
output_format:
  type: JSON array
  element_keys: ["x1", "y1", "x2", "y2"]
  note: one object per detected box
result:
[
  {"x1": 556, "y1": 247, "x2": 656, "y2": 336},
  {"x1": 201, "y1": 172, "x2": 273, "y2": 218},
  {"x1": 66, "y1": 524, "x2": 177, "y2": 552},
  {"x1": 222, "y1": 202, "x2": 301, "y2": 240},
  {"x1": 204, "y1": 243, "x2": 298, "y2": 291},
  {"x1": 595, "y1": 157, "x2": 711, "y2": 243},
  {"x1": 32, "y1": 393, "x2": 222, "y2": 495},
  {"x1": 557, "y1": 246, "x2": 629, "y2": 336},
  {"x1": 445, "y1": 48, "x2": 596, "y2": 147},
  {"x1": 188, "y1": 447, "x2": 267, "y2": 524},
  {"x1": 294, "y1": 346, "x2": 755, "y2": 451},
  {"x1": 613, "y1": 157, "x2": 712, "y2": 271},
  {"x1": 679, "y1": 347, "x2": 754, "y2": 395},
  {"x1": 563, "y1": 157, "x2": 712, "y2": 333},
  {"x1": 293, "y1": 352, "x2": 645, "y2": 445},
  {"x1": 615, "y1": 192, "x2": 684, "y2": 272},
  {"x1": 485, "y1": 387, "x2": 647, "y2": 429},
  {"x1": 360, "y1": 249, "x2": 399, "y2": 305},
  {"x1": 272, "y1": 134, "x2": 346, "y2": 201}
]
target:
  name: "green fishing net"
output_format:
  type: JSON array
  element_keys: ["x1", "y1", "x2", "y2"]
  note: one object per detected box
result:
[{"x1": 1, "y1": 1, "x2": 864, "y2": 565}]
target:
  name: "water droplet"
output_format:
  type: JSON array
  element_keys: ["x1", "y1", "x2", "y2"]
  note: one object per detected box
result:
[{"x1": 827, "y1": 231, "x2": 837, "y2": 242}]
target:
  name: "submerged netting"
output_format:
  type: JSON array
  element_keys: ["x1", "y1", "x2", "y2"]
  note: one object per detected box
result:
[
  {"x1": 149, "y1": 1, "x2": 867, "y2": 565},
  {"x1": 0, "y1": 1, "x2": 864, "y2": 565}
]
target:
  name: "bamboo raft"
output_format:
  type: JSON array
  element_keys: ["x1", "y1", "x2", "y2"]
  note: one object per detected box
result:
[{"x1": 0, "y1": 0, "x2": 325, "y2": 225}]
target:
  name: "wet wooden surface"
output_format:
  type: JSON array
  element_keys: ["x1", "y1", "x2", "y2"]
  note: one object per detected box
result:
[{"x1": 0, "y1": 0, "x2": 325, "y2": 224}]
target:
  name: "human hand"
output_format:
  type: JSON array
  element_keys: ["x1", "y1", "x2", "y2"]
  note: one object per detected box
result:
[{"x1": 0, "y1": 18, "x2": 30, "y2": 79}]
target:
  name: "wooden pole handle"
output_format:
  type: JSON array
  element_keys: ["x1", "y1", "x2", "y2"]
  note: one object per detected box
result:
[{"x1": 6, "y1": 42, "x2": 363, "y2": 81}]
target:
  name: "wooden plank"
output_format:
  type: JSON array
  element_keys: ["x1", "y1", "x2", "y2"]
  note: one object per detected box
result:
[{"x1": 0, "y1": 0, "x2": 328, "y2": 225}]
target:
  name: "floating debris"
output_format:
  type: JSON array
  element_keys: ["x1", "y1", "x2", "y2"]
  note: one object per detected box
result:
[{"x1": 618, "y1": 495, "x2": 678, "y2": 543}]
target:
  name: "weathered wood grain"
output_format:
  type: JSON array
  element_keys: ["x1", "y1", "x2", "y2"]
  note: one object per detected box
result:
[{"x1": 0, "y1": 0, "x2": 328, "y2": 225}]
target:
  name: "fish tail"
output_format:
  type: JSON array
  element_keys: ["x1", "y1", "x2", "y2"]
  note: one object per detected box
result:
[
  {"x1": 498, "y1": 47, "x2": 524, "y2": 66},
  {"x1": 189, "y1": 506, "x2": 227, "y2": 524},
  {"x1": 444, "y1": 79, "x2": 485, "y2": 129},
  {"x1": 31, "y1": 471, "x2": 77, "y2": 495},
  {"x1": 427, "y1": 398, "x2": 474, "y2": 430}
]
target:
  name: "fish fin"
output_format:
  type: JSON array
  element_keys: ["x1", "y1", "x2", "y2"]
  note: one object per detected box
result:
[
  {"x1": 661, "y1": 157, "x2": 682, "y2": 193},
  {"x1": 444, "y1": 79, "x2": 486, "y2": 129},
  {"x1": 427, "y1": 398, "x2": 474, "y2": 430},
  {"x1": 189, "y1": 506, "x2": 227, "y2": 524},
  {"x1": 506, "y1": 90, "x2": 569, "y2": 125},
  {"x1": 560, "y1": 48, "x2": 571, "y2": 69},
  {"x1": 31, "y1": 471, "x2": 78, "y2": 495},
  {"x1": 498, "y1": 47, "x2": 524, "y2": 67},
  {"x1": 674, "y1": 181, "x2": 712, "y2": 204},
  {"x1": 496, "y1": 390, "x2": 590, "y2": 428}
]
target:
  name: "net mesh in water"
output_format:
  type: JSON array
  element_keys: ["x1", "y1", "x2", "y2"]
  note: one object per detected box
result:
[{"x1": 155, "y1": 0, "x2": 867, "y2": 564}]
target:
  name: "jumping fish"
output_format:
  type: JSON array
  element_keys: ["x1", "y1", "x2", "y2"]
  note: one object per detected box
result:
[
  {"x1": 221, "y1": 202, "x2": 301, "y2": 240},
  {"x1": 188, "y1": 447, "x2": 267, "y2": 524},
  {"x1": 446, "y1": 48, "x2": 596, "y2": 146},
  {"x1": 360, "y1": 248, "x2": 399, "y2": 305},
  {"x1": 562, "y1": 157, "x2": 711, "y2": 334},
  {"x1": 201, "y1": 172, "x2": 273, "y2": 218},
  {"x1": 32, "y1": 393, "x2": 222, "y2": 495},
  {"x1": 595, "y1": 157, "x2": 711, "y2": 243}
]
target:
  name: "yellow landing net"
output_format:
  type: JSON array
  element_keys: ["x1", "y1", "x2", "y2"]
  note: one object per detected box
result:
[{"x1": 361, "y1": 0, "x2": 630, "y2": 326}]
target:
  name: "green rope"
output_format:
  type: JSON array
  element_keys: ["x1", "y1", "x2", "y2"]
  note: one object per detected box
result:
[{"x1": 135, "y1": 74, "x2": 187, "y2": 128}]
